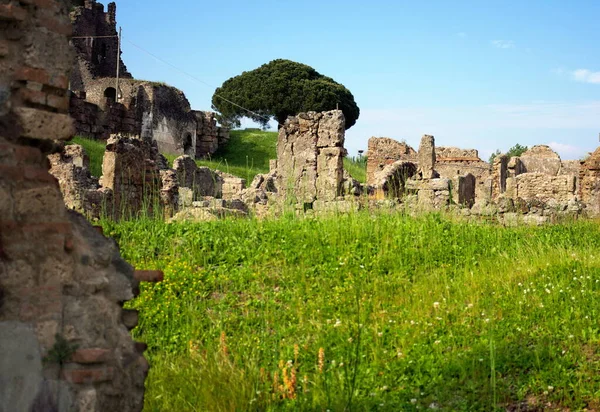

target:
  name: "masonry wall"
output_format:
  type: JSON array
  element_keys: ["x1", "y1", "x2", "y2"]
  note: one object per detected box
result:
[
  {"x1": 0, "y1": 1, "x2": 146, "y2": 410},
  {"x1": 70, "y1": 92, "x2": 140, "y2": 140},
  {"x1": 194, "y1": 110, "x2": 230, "y2": 158},
  {"x1": 579, "y1": 147, "x2": 600, "y2": 217},
  {"x1": 366, "y1": 137, "x2": 417, "y2": 186},
  {"x1": 434, "y1": 146, "x2": 491, "y2": 183},
  {"x1": 277, "y1": 110, "x2": 346, "y2": 202},
  {"x1": 69, "y1": 0, "x2": 131, "y2": 92}
]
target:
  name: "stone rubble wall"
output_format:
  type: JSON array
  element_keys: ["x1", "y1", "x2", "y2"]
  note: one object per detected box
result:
[
  {"x1": 99, "y1": 136, "x2": 163, "y2": 218},
  {"x1": 0, "y1": 0, "x2": 147, "y2": 410},
  {"x1": 579, "y1": 147, "x2": 600, "y2": 217},
  {"x1": 70, "y1": 92, "x2": 139, "y2": 140},
  {"x1": 68, "y1": 1, "x2": 228, "y2": 159},
  {"x1": 519, "y1": 145, "x2": 562, "y2": 175},
  {"x1": 365, "y1": 135, "x2": 592, "y2": 217},
  {"x1": 276, "y1": 110, "x2": 346, "y2": 203},
  {"x1": 48, "y1": 145, "x2": 113, "y2": 220},
  {"x1": 194, "y1": 111, "x2": 230, "y2": 158},
  {"x1": 69, "y1": 0, "x2": 131, "y2": 93},
  {"x1": 366, "y1": 137, "x2": 417, "y2": 186}
]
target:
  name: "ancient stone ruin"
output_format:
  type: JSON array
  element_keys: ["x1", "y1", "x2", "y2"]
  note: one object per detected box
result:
[
  {"x1": 0, "y1": 1, "x2": 150, "y2": 410},
  {"x1": 366, "y1": 134, "x2": 593, "y2": 223},
  {"x1": 68, "y1": 0, "x2": 228, "y2": 158}
]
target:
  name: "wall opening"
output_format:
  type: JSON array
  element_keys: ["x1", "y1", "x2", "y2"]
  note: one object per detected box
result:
[
  {"x1": 183, "y1": 133, "x2": 193, "y2": 154},
  {"x1": 104, "y1": 87, "x2": 116, "y2": 104}
]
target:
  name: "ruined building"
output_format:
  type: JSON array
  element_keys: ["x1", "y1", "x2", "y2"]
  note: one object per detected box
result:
[
  {"x1": 0, "y1": 0, "x2": 150, "y2": 409},
  {"x1": 68, "y1": 0, "x2": 229, "y2": 158},
  {"x1": 367, "y1": 135, "x2": 600, "y2": 222}
]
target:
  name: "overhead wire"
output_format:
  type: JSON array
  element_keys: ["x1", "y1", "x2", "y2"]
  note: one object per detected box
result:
[{"x1": 124, "y1": 38, "x2": 279, "y2": 127}]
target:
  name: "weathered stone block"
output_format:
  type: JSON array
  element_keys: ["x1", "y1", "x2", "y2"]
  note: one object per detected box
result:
[
  {"x1": 15, "y1": 108, "x2": 74, "y2": 141},
  {"x1": 316, "y1": 147, "x2": 344, "y2": 201}
]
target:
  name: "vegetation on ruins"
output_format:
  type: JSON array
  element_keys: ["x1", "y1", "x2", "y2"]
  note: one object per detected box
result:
[
  {"x1": 488, "y1": 143, "x2": 529, "y2": 163},
  {"x1": 211, "y1": 59, "x2": 360, "y2": 130},
  {"x1": 103, "y1": 212, "x2": 600, "y2": 411},
  {"x1": 71, "y1": 130, "x2": 368, "y2": 184}
]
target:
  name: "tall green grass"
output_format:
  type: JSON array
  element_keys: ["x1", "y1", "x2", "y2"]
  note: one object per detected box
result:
[
  {"x1": 344, "y1": 155, "x2": 367, "y2": 183},
  {"x1": 102, "y1": 212, "x2": 600, "y2": 411},
  {"x1": 69, "y1": 136, "x2": 106, "y2": 177}
]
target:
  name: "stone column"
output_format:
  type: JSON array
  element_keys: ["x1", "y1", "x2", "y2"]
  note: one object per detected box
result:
[{"x1": 418, "y1": 134, "x2": 436, "y2": 179}]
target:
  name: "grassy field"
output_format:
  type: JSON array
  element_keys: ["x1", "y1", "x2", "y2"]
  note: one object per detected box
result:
[
  {"x1": 101, "y1": 212, "x2": 600, "y2": 411},
  {"x1": 70, "y1": 131, "x2": 367, "y2": 184}
]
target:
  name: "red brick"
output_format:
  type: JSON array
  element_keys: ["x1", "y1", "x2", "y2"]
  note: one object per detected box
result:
[
  {"x1": 62, "y1": 367, "x2": 114, "y2": 384},
  {"x1": 48, "y1": 75, "x2": 68, "y2": 90},
  {"x1": 0, "y1": 4, "x2": 27, "y2": 21},
  {"x1": 15, "y1": 66, "x2": 50, "y2": 85},
  {"x1": 46, "y1": 94, "x2": 69, "y2": 112},
  {"x1": 70, "y1": 348, "x2": 110, "y2": 364},
  {"x1": 133, "y1": 270, "x2": 164, "y2": 283},
  {"x1": 14, "y1": 145, "x2": 42, "y2": 165},
  {"x1": 23, "y1": 166, "x2": 59, "y2": 184},
  {"x1": 19, "y1": 88, "x2": 47, "y2": 106}
]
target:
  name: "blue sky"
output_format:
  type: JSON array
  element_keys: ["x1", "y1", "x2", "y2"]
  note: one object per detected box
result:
[{"x1": 116, "y1": 0, "x2": 600, "y2": 160}]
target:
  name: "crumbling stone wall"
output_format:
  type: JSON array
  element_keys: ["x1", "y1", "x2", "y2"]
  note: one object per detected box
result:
[
  {"x1": 69, "y1": 0, "x2": 131, "y2": 92},
  {"x1": 366, "y1": 137, "x2": 417, "y2": 186},
  {"x1": 513, "y1": 173, "x2": 576, "y2": 202},
  {"x1": 48, "y1": 145, "x2": 113, "y2": 219},
  {"x1": 371, "y1": 161, "x2": 417, "y2": 199},
  {"x1": 173, "y1": 155, "x2": 221, "y2": 198},
  {"x1": 519, "y1": 145, "x2": 562, "y2": 175},
  {"x1": 435, "y1": 147, "x2": 491, "y2": 183},
  {"x1": 99, "y1": 136, "x2": 163, "y2": 218},
  {"x1": 194, "y1": 111, "x2": 230, "y2": 158},
  {"x1": 70, "y1": 91, "x2": 140, "y2": 140},
  {"x1": 579, "y1": 147, "x2": 600, "y2": 217},
  {"x1": 0, "y1": 0, "x2": 146, "y2": 410},
  {"x1": 67, "y1": 1, "x2": 229, "y2": 159},
  {"x1": 276, "y1": 110, "x2": 346, "y2": 202}
]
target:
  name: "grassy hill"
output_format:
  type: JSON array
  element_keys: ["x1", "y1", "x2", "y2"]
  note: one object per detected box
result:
[{"x1": 70, "y1": 129, "x2": 367, "y2": 183}]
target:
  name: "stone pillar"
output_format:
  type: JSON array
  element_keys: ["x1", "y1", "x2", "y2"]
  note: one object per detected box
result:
[
  {"x1": 276, "y1": 110, "x2": 345, "y2": 203},
  {"x1": 418, "y1": 134, "x2": 436, "y2": 179},
  {"x1": 491, "y1": 154, "x2": 508, "y2": 200}
]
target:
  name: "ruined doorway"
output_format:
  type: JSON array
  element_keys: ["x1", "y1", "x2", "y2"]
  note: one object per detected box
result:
[
  {"x1": 183, "y1": 132, "x2": 193, "y2": 155},
  {"x1": 104, "y1": 87, "x2": 116, "y2": 104}
]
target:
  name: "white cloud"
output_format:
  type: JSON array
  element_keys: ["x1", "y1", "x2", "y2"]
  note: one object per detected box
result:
[
  {"x1": 548, "y1": 142, "x2": 589, "y2": 160},
  {"x1": 572, "y1": 69, "x2": 600, "y2": 84},
  {"x1": 491, "y1": 40, "x2": 514, "y2": 49}
]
